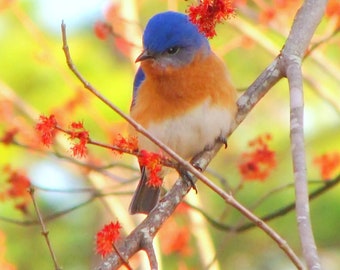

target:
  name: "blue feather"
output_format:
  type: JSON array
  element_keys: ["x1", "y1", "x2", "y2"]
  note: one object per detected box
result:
[
  {"x1": 131, "y1": 67, "x2": 145, "y2": 109},
  {"x1": 143, "y1": 11, "x2": 209, "y2": 54}
]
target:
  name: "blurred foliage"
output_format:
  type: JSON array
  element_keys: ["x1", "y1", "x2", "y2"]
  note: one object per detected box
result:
[{"x1": 0, "y1": 0, "x2": 339, "y2": 269}]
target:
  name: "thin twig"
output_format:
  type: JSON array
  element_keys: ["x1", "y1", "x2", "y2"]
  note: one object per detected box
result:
[
  {"x1": 308, "y1": 27, "x2": 340, "y2": 55},
  {"x1": 211, "y1": 176, "x2": 340, "y2": 232},
  {"x1": 237, "y1": 175, "x2": 340, "y2": 232},
  {"x1": 7, "y1": 139, "x2": 137, "y2": 181},
  {"x1": 29, "y1": 187, "x2": 61, "y2": 270},
  {"x1": 2, "y1": 195, "x2": 96, "y2": 226},
  {"x1": 144, "y1": 239, "x2": 158, "y2": 270},
  {"x1": 112, "y1": 243, "x2": 132, "y2": 270},
  {"x1": 304, "y1": 74, "x2": 340, "y2": 114}
]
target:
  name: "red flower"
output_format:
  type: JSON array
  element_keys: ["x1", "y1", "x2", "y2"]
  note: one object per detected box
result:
[
  {"x1": 112, "y1": 134, "x2": 138, "y2": 154},
  {"x1": 175, "y1": 202, "x2": 190, "y2": 214},
  {"x1": 35, "y1": 115, "x2": 58, "y2": 146},
  {"x1": 314, "y1": 152, "x2": 340, "y2": 181},
  {"x1": 1, "y1": 166, "x2": 31, "y2": 213},
  {"x1": 164, "y1": 227, "x2": 191, "y2": 255},
  {"x1": 68, "y1": 121, "x2": 89, "y2": 158},
  {"x1": 94, "y1": 21, "x2": 111, "y2": 40},
  {"x1": 70, "y1": 142, "x2": 87, "y2": 158},
  {"x1": 6, "y1": 171, "x2": 30, "y2": 199},
  {"x1": 238, "y1": 134, "x2": 276, "y2": 181},
  {"x1": 160, "y1": 218, "x2": 192, "y2": 256},
  {"x1": 326, "y1": 0, "x2": 340, "y2": 18},
  {"x1": 0, "y1": 128, "x2": 18, "y2": 145},
  {"x1": 138, "y1": 150, "x2": 163, "y2": 187},
  {"x1": 187, "y1": 0, "x2": 235, "y2": 38},
  {"x1": 259, "y1": 7, "x2": 277, "y2": 25},
  {"x1": 70, "y1": 121, "x2": 85, "y2": 130},
  {"x1": 96, "y1": 221, "x2": 122, "y2": 258}
]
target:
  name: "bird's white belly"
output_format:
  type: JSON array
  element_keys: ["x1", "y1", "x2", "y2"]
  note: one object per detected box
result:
[{"x1": 138, "y1": 99, "x2": 233, "y2": 159}]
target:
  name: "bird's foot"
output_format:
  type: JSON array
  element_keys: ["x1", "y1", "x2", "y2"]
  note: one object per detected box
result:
[
  {"x1": 216, "y1": 136, "x2": 228, "y2": 149},
  {"x1": 177, "y1": 165, "x2": 198, "y2": 194}
]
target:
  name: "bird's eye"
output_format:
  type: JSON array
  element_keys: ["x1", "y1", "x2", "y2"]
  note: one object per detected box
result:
[{"x1": 166, "y1": 47, "x2": 180, "y2": 55}]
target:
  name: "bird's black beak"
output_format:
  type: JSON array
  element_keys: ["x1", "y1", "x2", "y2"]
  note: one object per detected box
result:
[{"x1": 135, "y1": 50, "x2": 154, "y2": 63}]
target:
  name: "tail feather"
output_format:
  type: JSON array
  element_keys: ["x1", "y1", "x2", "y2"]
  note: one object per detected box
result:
[{"x1": 129, "y1": 167, "x2": 161, "y2": 214}]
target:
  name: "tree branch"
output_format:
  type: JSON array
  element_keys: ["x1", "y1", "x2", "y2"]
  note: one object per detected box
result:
[
  {"x1": 29, "y1": 187, "x2": 61, "y2": 270},
  {"x1": 280, "y1": 1, "x2": 328, "y2": 269},
  {"x1": 186, "y1": 176, "x2": 340, "y2": 232}
]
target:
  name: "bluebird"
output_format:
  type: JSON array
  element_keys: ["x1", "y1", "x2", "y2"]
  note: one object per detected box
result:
[{"x1": 129, "y1": 11, "x2": 237, "y2": 214}]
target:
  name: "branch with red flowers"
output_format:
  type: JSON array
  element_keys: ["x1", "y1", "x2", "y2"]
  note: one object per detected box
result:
[{"x1": 35, "y1": 114, "x2": 139, "y2": 158}]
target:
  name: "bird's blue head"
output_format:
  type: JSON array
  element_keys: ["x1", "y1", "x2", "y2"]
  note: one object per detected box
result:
[{"x1": 136, "y1": 11, "x2": 210, "y2": 68}]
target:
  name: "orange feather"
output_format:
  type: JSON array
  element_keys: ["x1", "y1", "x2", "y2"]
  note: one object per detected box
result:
[{"x1": 131, "y1": 50, "x2": 237, "y2": 128}]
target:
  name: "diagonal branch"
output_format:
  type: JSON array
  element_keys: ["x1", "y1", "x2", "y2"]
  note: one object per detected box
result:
[{"x1": 61, "y1": 18, "x2": 307, "y2": 270}]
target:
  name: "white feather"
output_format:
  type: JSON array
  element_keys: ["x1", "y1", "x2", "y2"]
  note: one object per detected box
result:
[{"x1": 138, "y1": 98, "x2": 233, "y2": 159}]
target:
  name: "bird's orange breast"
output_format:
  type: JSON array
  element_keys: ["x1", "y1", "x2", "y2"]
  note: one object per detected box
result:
[{"x1": 131, "y1": 51, "x2": 237, "y2": 129}]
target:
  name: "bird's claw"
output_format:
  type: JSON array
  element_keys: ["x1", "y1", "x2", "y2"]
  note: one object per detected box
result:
[
  {"x1": 217, "y1": 136, "x2": 228, "y2": 149},
  {"x1": 178, "y1": 166, "x2": 198, "y2": 193}
]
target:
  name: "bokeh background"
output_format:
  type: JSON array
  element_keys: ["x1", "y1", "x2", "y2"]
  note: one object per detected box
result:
[{"x1": 0, "y1": 0, "x2": 339, "y2": 269}]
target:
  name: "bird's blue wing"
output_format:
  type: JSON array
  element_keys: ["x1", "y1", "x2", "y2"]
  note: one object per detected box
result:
[{"x1": 131, "y1": 67, "x2": 145, "y2": 110}]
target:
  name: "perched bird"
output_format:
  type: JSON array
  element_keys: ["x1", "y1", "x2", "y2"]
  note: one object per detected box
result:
[{"x1": 129, "y1": 11, "x2": 237, "y2": 214}]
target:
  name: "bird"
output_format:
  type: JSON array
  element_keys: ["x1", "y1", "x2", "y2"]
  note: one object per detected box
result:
[{"x1": 129, "y1": 11, "x2": 237, "y2": 214}]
